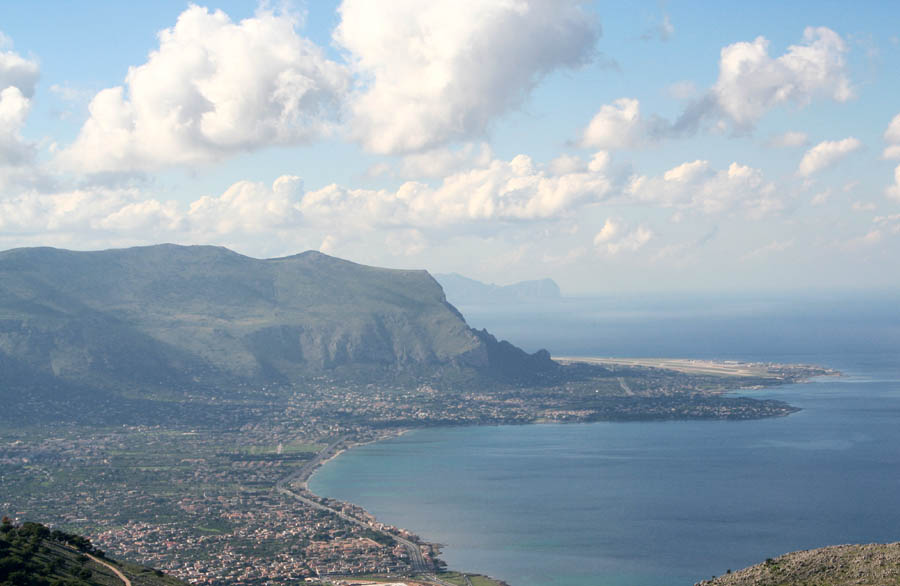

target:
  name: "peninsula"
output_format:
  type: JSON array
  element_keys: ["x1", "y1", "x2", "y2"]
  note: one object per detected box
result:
[{"x1": 0, "y1": 245, "x2": 833, "y2": 585}]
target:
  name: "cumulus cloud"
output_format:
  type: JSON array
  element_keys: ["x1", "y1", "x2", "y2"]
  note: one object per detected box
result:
[
  {"x1": 60, "y1": 6, "x2": 349, "y2": 174},
  {"x1": 627, "y1": 160, "x2": 781, "y2": 217},
  {"x1": 882, "y1": 113, "x2": 900, "y2": 159},
  {"x1": 302, "y1": 152, "x2": 613, "y2": 228},
  {"x1": 886, "y1": 165, "x2": 900, "y2": 201},
  {"x1": 0, "y1": 86, "x2": 33, "y2": 166},
  {"x1": 593, "y1": 218, "x2": 652, "y2": 255},
  {"x1": 335, "y1": 0, "x2": 599, "y2": 154},
  {"x1": 0, "y1": 187, "x2": 169, "y2": 237},
  {"x1": 187, "y1": 175, "x2": 305, "y2": 236},
  {"x1": 581, "y1": 28, "x2": 852, "y2": 146},
  {"x1": 1, "y1": 151, "x2": 616, "y2": 255},
  {"x1": 0, "y1": 43, "x2": 40, "y2": 98},
  {"x1": 392, "y1": 143, "x2": 494, "y2": 179},
  {"x1": 712, "y1": 27, "x2": 852, "y2": 129},
  {"x1": 581, "y1": 98, "x2": 648, "y2": 149},
  {"x1": 0, "y1": 38, "x2": 40, "y2": 187},
  {"x1": 796, "y1": 137, "x2": 861, "y2": 177}
]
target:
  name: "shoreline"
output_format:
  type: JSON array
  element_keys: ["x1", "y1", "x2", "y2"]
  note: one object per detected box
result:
[{"x1": 286, "y1": 358, "x2": 838, "y2": 585}]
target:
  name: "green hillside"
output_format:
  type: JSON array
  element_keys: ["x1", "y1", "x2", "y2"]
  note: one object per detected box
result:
[{"x1": 0, "y1": 520, "x2": 184, "y2": 586}]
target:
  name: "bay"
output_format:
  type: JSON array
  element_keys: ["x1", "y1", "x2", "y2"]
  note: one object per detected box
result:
[{"x1": 309, "y1": 297, "x2": 900, "y2": 586}]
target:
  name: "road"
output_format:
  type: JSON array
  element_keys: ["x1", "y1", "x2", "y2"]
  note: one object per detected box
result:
[
  {"x1": 616, "y1": 376, "x2": 634, "y2": 396},
  {"x1": 86, "y1": 553, "x2": 132, "y2": 586},
  {"x1": 275, "y1": 435, "x2": 431, "y2": 575}
]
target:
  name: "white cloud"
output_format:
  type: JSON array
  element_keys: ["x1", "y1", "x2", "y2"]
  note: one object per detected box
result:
[
  {"x1": 580, "y1": 98, "x2": 646, "y2": 149},
  {"x1": 0, "y1": 86, "x2": 33, "y2": 166},
  {"x1": 885, "y1": 113, "x2": 900, "y2": 143},
  {"x1": 593, "y1": 218, "x2": 652, "y2": 255},
  {"x1": 627, "y1": 160, "x2": 780, "y2": 217},
  {"x1": 594, "y1": 218, "x2": 621, "y2": 243},
  {"x1": 796, "y1": 137, "x2": 861, "y2": 177},
  {"x1": 0, "y1": 43, "x2": 40, "y2": 98},
  {"x1": 883, "y1": 113, "x2": 900, "y2": 159},
  {"x1": 887, "y1": 165, "x2": 900, "y2": 201},
  {"x1": 767, "y1": 130, "x2": 809, "y2": 148},
  {"x1": 60, "y1": 6, "x2": 349, "y2": 174},
  {"x1": 713, "y1": 27, "x2": 852, "y2": 129},
  {"x1": 874, "y1": 214, "x2": 900, "y2": 234},
  {"x1": 393, "y1": 143, "x2": 494, "y2": 179},
  {"x1": 841, "y1": 228, "x2": 882, "y2": 250},
  {"x1": 0, "y1": 40, "x2": 40, "y2": 182},
  {"x1": 302, "y1": 153, "x2": 613, "y2": 228},
  {"x1": 851, "y1": 201, "x2": 876, "y2": 212},
  {"x1": 0, "y1": 150, "x2": 618, "y2": 257},
  {"x1": 335, "y1": 0, "x2": 598, "y2": 154},
  {"x1": 590, "y1": 28, "x2": 852, "y2": 144},
  {"x1": 0, "y1": 187, "x2": 160, "y2": 236},
  {"x1": 0, "y1": 41, "x2": 40, "y2": 190},
  {"x1": 188, "y1": 175, "x2": 305, "y2": 236}
]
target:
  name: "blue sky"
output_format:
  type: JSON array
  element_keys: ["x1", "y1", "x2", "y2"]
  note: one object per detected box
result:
[{"x1": 1, "y1": 1, "x2": 898, "y2": 293}]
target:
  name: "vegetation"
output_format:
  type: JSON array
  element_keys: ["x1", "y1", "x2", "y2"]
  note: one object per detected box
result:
[
  {"x1": 0, "y1": 519, "x2": 182, "y2": 586},
  {"x1": 697, "y1": 542, "x2": 900, "y2": 586}
]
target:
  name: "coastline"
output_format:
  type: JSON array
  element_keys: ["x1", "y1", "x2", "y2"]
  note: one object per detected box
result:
[{"x1": 286, "y1": 358, "x2": 838, "y2": 585}]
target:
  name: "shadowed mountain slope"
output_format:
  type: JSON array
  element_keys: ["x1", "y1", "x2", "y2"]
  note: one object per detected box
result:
[{"x1": 0, "y1": 245, "x2": 554, "y2": 406}]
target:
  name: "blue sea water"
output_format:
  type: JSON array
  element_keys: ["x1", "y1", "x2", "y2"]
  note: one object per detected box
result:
[{"x1": 309, "y1": 295, "x2": 900, "y2": 586}]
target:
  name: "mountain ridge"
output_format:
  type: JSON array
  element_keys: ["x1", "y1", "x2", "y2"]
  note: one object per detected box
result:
[{"x1": 0, "y1": 245, "x2": 555, "y2": 419}]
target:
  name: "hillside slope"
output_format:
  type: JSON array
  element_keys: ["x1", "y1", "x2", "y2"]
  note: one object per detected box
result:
[
  {"x1": 0, "y1": 520, "x2": 185, "y2": 586},
  {"x1": 0, "y1": 245, "x2": 554, "y2": 407},
  {"x1": 697, "y1": 542, "x2": 900, "y2": 586}
]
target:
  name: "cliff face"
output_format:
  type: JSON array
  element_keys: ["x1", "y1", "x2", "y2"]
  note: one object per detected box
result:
[{"x1": 0, "y1": 245, "x2": 510, "y2": 393}]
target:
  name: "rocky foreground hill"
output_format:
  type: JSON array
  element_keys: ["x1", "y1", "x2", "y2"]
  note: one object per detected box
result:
[
  {"x1": 697, "y1": 542, "x2": 900, "y2": 586},
  {"x1": 0, "y1": 245, "x2": 555, "y2": 419}
]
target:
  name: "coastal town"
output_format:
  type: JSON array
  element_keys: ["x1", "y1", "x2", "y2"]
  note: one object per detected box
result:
[{"x1": 1, "y1": 360, "x2": 832, "y2": 585}]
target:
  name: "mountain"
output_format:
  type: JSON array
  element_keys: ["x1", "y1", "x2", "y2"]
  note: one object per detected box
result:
[
  {"x1": 434, "y1": 273, "x2": 562, "y2": 306},
  {"x1": 0, "y1": 245, "x2": 555, "y2": 408},
  {"x1": 0, "y1": 520, "x2": 185, "y2": 586},
  {"x1": 696, "y1": 542, "x2": 900, "y2": 586}
]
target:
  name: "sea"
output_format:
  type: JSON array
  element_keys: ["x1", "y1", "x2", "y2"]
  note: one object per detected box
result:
[{"x1": 309, "y1": 292, "x2": 900, "y2": 586}]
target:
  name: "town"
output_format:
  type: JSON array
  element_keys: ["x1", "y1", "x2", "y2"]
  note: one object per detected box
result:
[{"x1": 1, "y1": 361, "x2": 830, "y2": 584}]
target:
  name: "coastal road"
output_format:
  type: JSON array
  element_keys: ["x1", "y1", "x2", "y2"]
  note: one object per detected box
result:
[{"x1": 275, "y1": 436, "x2": 431, "y2": 575}]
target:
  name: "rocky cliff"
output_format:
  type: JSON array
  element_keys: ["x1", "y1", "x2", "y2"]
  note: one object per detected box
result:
[{"x1": 0, "y1": 245, "x2": 554, "y2": 401}]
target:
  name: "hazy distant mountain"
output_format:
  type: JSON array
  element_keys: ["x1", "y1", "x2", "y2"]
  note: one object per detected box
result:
[
  {"x1": 434, "y1": 273, "x2": 561, "y2": 305},
  {"x1": 0, "y1": 245, "x2": 555, "y2": 408}
]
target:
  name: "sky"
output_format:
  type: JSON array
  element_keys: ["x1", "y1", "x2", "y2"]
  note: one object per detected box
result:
[{"x1": 1, "y1": 1, "x2": 899, "y2": 294}]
